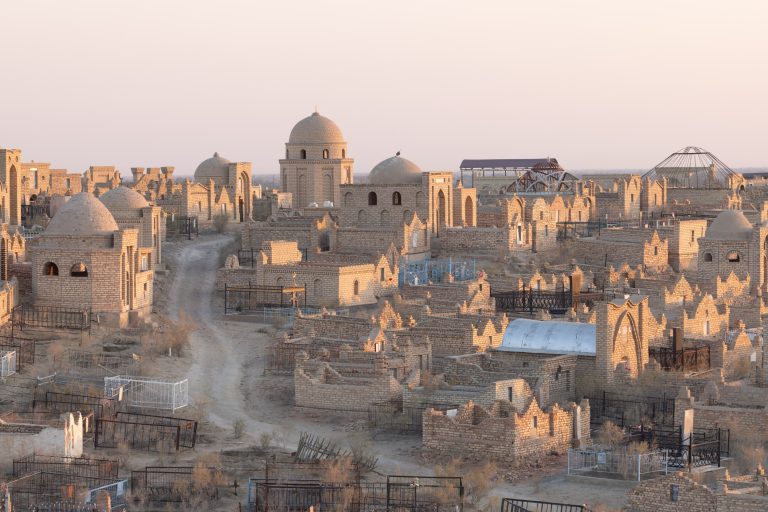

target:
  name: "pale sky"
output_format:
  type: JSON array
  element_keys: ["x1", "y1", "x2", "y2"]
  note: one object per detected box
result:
[{"x1": 2, "y1": 0, "x2": 766, "y2": 177}]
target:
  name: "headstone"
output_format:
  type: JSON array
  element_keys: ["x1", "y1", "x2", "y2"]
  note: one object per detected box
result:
[{"x1": 682, "y1": 409, "x2": 694, "y2": 446}]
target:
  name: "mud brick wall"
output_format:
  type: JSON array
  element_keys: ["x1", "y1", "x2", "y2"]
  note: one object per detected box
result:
[
  {"x1": 293, "y1": 315, "x2": 374, "y2": 341},
  {"x1": 294, "y1": 363, "x2": 403, "y2": 412},
  {"x1": 440, "y1": 226, "x2": 516, "y2": 252}
]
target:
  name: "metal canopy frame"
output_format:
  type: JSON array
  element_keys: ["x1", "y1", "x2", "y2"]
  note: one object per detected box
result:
[{"x1": 642, "y1": 146, "x2": 739, "y2": 189}]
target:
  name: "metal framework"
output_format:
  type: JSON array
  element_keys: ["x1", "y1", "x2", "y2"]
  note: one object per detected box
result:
[
  {"x1": 492, "y1": 287, "x2": 607, "y2": 314},
  {"x1": 460, "y1": 158, "x2": 578, "y2": 194},
  {"x1": 83, "y1": 479, "x2": 128, "y2": 508},
  {"x1": 12, "y1": 305, "x2": 91, "y2": 332},
  {"x1": 399, "y1": 257, "x2": 476, "y2": 287},
  {"x1": 0, "y1": 335, "x2": 35, "y2": 368},
  {"x1": 166, "y1": 214, "x2": 199, "y2": 239},
  {"x1": 0, "y1": 350, "x2": 16, "y2": 379},
  {"x1": 295, "y1": 432, "x2": 378, "y2": 472},
  {"x1": 104, "y1": 375, "x2": 188, "y2": 411},
  {"x1": 627, "y1": 425, "x2": 729, "y2": 469},
  {"x1": 501, "y1": 498, "x2": 592, "y2": 512},
  {"x1": 130, "y1": 466, "x2": 220, "y2": 503},
  {"x1": 642, "y1": 146, "x2": 740, "y2": 189},
  {"x1": 53, "y1": 349, "x2": 137, "y2": 376},
  {"x1": 567, "y1": 448, "x2": 669, "y2": 482},
  {"x1": 223, "y1": 284, "x2": 307, "y2": 314},
  {"x1": 247, "y1": 476, "x2": 463, "y2": 512},
  {"x1": 34, "y1": 391, "x2": 119, "y2": 418},
  {"x1": 649, "y1": 345, "x2": 710, "y2": 372},
  {"x1": 587, "y1": 391, "x2": 675, "y2": 427},
  {"x1": 94, "y1": 412, "x2": 197, "y2": 451},
  {"x1": 13, "y1": 454, "x2": 119, "y2": 480}
]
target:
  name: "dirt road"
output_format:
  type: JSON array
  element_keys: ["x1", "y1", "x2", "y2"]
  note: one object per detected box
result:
[{"x1": 166, "y1": 234, "x2": 629, "y2": 509}]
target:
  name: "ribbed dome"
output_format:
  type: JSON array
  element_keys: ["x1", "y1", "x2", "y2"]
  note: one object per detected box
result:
[
  {"x1": 194, "y1": 152, "x2": 231, "y2": 181},
  {"x1": 45, "y1": 192, "x2": 119, "y2": 236},
  {"x1": 289, "y1": 112, "x2": 345, "y2": 144},
  {"x1": 99, "y1": 186, "x2": 150, "y2": 210},
  {"x1": 706, "y1": 210, "x2": 753, "y2": 240},
  {"x1": 368, "y1": 155, "x2": 423, "y2": 185}
]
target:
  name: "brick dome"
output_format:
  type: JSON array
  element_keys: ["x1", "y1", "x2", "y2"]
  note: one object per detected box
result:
[
  {"x1": 289, "y1": 112, "x2": 345, "y2": 144},
  {"x1": 194, "y1": 152, "x2": 231, "y2": 181},
  {"x1": 45, "y1": 192, "x2": 119, "y2": 236},
  {"x1": 368, "y1": 155, "x2": 422, "y2": 185},
  {"x1": 99, "y1": 186, "x2": 150, "y2": 210},
  {"x1": 705, "y1": 210, "x2": 753, "y2": 240}
]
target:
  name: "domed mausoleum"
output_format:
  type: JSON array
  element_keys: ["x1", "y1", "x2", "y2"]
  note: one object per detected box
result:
[
  {"x1": 31, "y1": 192, "x2": 154, "y2": 326},
  {"x1": 100, "y1": 186, "x2": 164, "y2": 265},
  {"x1": 279, "y1": 111, "x2": 354, "y2": 208},
  {"x1": 368, "y1": 155, "x2": 423, "y2": 185},
  {"x1": 183, "y1": 152, "x2": 252, "y2": 224},
  {"x1": 697, "y1": 209, "x2": 764, "y2": 288}
]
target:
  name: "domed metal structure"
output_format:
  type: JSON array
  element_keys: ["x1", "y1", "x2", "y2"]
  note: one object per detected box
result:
[{"x1": 642, "y1": 146, "x2": 739, "y2": 189}]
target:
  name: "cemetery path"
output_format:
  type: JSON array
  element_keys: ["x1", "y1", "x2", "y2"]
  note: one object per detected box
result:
[
  {"x1": 169, "y1": 234, "x2": 427, "y2": 474},
  {"x1": 168, "y1": 234, "x2": 630, "y2": 508}
]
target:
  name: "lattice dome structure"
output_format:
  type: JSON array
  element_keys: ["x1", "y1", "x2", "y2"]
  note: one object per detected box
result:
[{"x1": 642, "y1": 146, "x2": 740, "y2": 189}]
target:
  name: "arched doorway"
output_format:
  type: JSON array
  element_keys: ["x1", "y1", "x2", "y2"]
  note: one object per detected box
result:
[
  {"x1": 238, "y1": 198, "x2": 244, "y2": 222},
  {"x1": 464, "y1": 196, "x2": 474, "y2": 226},
  {"x1": 437, "y1": 190, "x2": 446, "y2": 235}
]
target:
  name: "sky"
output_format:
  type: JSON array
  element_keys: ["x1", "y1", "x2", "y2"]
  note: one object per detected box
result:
[{"x1": 1, "y1": 0, "x2": 766, "y2": 177}]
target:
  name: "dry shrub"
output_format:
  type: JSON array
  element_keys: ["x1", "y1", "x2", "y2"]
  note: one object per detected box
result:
[
  {"x1": 725, "y1": 417, "x2": 767, "y2": 475},
  {"x1": 258, "y1": 431, "x2": 273, "y2": 450},
  {"x1": 142, "y1": 312, "x2": 197, "y2": 357},
  {"x1": 323, "y1": 458, "x2": 357, "y2": 512},
  {"x1": 595, "y1": 421, "x2": 625, "y2": 449},
  {"x1": 233, "y1": 418, "x2": 246, "y2": 439},
  {"x1": 730, "y1": 356, "x2": 752, "y2": 380},
  {"x1": 433, "y1": 457, "x2": 496, "y2": 507}
]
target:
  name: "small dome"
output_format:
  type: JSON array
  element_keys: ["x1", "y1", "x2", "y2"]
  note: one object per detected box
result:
[
  {"x1": 706, "y1": 210, "x2": 753, "y2": 240},
  {"x1": 45, "y1": 192, "x2": 119, "y2": 236},
  {"x1": 194, "y1": 152, "x2": 231, "y2": 181},
  {"x1": 289, "y1": 112, "x2": 345, "y2": 144},
  {"x1": 368, "y1": 155, "x2": 423, "y2": 185},
  {"x1": 99, "y1": 186, "x2": 150, "y2": 210}
]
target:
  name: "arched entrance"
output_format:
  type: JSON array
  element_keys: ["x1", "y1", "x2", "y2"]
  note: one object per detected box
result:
[
  {"x1": 437, "y1": 190, "x2": 446, "y2": 235},
  {"x1": 464, "y1": 196, "x2": 474, "y2": 226},
  {"x1": 239, "y1": 198, "x2": 244, "y2": 222}
]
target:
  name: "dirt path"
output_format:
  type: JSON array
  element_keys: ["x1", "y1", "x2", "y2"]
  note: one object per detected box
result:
[{"x1": 167, "y1": 234, "x2": 630, "y2": 510}]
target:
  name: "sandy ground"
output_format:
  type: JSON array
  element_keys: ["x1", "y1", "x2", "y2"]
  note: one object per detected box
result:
[{"x1": 162, "y1": 233, "x2": 631, "y2": 510}]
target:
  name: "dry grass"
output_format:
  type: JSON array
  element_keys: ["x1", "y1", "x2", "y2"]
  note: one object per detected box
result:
[
  {"x1": 212, "y1": 213, "x2": 229, "y2": 233},
  {"x1": 595, "y1": 421, "x2": 625, "y2": 449},
  {"x1": 141, "y1": 312, "x2": 197, "y2": 357}
]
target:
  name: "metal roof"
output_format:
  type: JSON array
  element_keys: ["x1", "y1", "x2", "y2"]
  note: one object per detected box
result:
[
  {"x1": 498, "y1": 318, "x2": 596, "y2": 356},
  {"x1": 460, "y1": 158, "x2": 557, "y2": 170}
]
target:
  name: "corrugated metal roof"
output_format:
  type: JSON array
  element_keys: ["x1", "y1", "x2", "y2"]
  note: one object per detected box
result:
[
  {"x1": 498, "y1": 318, "x2": 596, "y2": 356},
  {"x1": 460, "y1": 158, "x2": 556, "y2": 170}
]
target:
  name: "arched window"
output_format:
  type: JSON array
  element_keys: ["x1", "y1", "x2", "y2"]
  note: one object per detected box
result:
[
  {"x1": 539, "y1": 211, "x2": 544, "y2": 220},
  {"x1": 415, "y1": 191, "x2": 423, "y2": 207},
  {"x1": 703, "y1": 252, "x2": 713, "y2": 262},
  {"x1": 343, "y1": 192, "x2": 353, "y2": 207},
  {"x1": 654, "y1": 247, "x2": 658, "y2": 256},
  {"x1": 342, "y1": 149, "x2": 346, "y2": 159},
  {"x1": 300, "y1": 149, "x2": 307, "y2": 160},
  {"x1": 727, "y1": 251, "x2": 740, "y2": 262},
  {"x1": 43, "y1": 262, "x2": 59, "y2": 276},
  {"x1": 392, "y1": 192, "x2": 402, "y2": 205},
  {"x1": 368, "y1": 192, "x2": 377, "y2": 206},
  {"x1": 353, "y1": 280, "x2": 359, "y2": 295},
  {"x1": 322, "y1": 149, "x2": 329, "y2": 159},
  {"x1": 70, "y1": 262, "x2": 88, "y2": 277}
]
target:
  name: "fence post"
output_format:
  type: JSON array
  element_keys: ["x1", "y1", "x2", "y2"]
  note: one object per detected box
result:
[
  {"x1": 567, "y1": 449, "x2": 571, "y2": 476},
  {"x1": 637, "y1": 453, "x2": 641, "y2": 482}
]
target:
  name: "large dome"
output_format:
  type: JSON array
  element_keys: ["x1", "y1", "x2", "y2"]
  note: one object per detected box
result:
[
  {"x1": 289, "y1": 112, "x2": 345, "y2": 144},
  {"x1": 706, "y1": 210, "x2": 753, "y2": 240},
  {"x1": 99, "y1": 186, "x2": 150, "y2": 210},
  {"x1": 194, "y1": 152, "x2": 231, "y2": 181},
  {"x1": 368, "y1": 155, "x2": 423, "y2": 185},
  {"x1": 45, "y1": 192, "x2": 119, "y2": 236}
]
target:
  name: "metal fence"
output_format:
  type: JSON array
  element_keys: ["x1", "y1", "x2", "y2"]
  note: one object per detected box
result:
[
  {"x1": 130, "y1": 466, "x2": 221, "y2": 503},
  {"x1": 567, "y1": 448, "x2": 669, "y2": 481},
  {"x1": 13, "y1": 454, "x2": 119, "y2": 481},
  {"x1": 166, "y1": 215, "x2": 198, "y2": 239},
  {"x1": 0, "y1": 335, "x2": 35, "y2": 368},
  {"x1": 104, "y1": 375, "x2": 188, "y2": 411},
  {"x1": 0, "y1": 350, "x2": 16, "y2": 379},
  {"x1": 501, "y1": 498, "x2": 592, "y2": 512},
  {"x1": 34, "y1": 391, "x2": 119, "y2": 418},
  {"x1": 83, "y1": 479, "x2": 128, "y2": 507},
  {"x1": 649, "y1": 345, "x2": 710, "y2": 372},
  {"x1": 12, "y1": 305, "x2": 91, "y2": 332},
  {"x1": 399, "y1": 257, "x2": 476, "y2": 286},
  {"x1": 224, "y1": 284, "x2": 307, "y2": 313},
  {"x1": 587, "y1": 391, "x2": 675, "y2": 427},
  {"x1": 94, "y1": 412, "x2": 197, "y2": 452}
]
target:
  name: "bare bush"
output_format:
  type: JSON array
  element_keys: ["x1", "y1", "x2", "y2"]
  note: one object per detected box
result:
[
  {"x1": 259, "y1": 431, "x2": 273, "y2": 450},
  {"x1": 141, "y1": 312, "x2": 197, "y2": 357},
  {"x1": 233, "y1": 419, "x2": 246, "y2": 439},
  {"x1": 595, "y1": 421, "x2": 625, "y2": 449}
]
